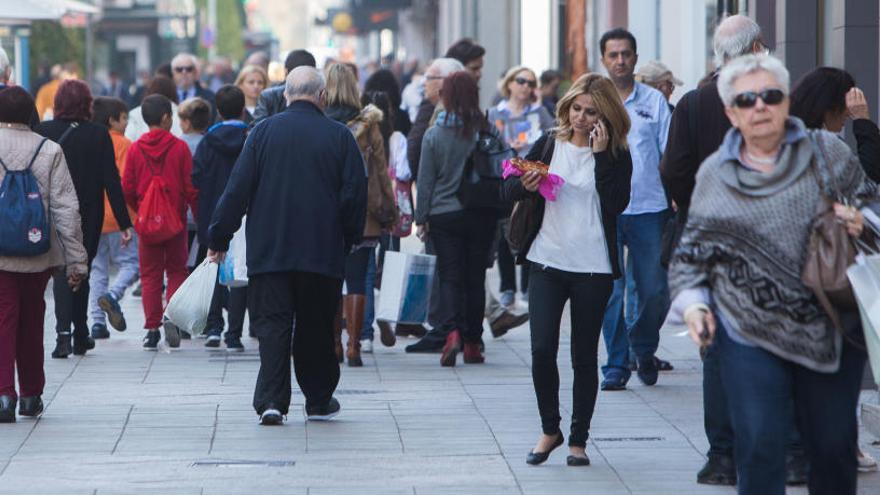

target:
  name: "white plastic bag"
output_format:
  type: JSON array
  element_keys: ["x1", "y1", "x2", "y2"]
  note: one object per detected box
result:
[
  {"x1": 164, "y1": 258, "x2": 218, "y2": 335},
  {"x1": 376, "y1": 251, "x2": 435, "y2": 324},
  {"x1": 847, "y1": 254, "x2": 880, "y2": 386},
  {"x1": 219, "y1": 217, "x2": 248, "y2": 287}
]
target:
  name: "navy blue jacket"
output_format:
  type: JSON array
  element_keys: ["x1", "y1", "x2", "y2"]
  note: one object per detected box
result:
[
  {"x1": 208, "y1": 100, "x2": 368, "y2": 279},
  {"x1": 192, "y1": 122, "x2": 247, "y2": 245}
]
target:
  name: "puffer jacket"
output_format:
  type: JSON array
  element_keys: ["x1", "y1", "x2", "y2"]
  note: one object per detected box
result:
[
  {"x1": 0, "y1": 125, "x2": 88, "y2": 276},
  {"x1": 329, "y1": 104, "x2": 399, "y2": 237}
]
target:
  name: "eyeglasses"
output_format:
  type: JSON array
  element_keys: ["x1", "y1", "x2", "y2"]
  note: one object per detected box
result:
[
  {"x1": 732, "y1": 88, "x2": 785, "y2": 108},
  {"x1": 173, "y1": 66, "x2": 195, "y2": 74},
  {"x1": 514, "y1": 77, "x2": 537, "y2": 88}
]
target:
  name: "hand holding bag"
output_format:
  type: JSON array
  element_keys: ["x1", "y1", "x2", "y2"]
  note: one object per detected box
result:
[{"x1": 801, "y1": 133, "x2": 859, "y2": 335}]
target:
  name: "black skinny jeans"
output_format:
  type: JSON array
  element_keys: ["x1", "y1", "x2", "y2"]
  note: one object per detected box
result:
[
  {"x1": 529, "y1": 263, "x2": 613, "y2": 447},
  {"x1": 429, "y1": 209, "x2": 498, "y2": 344}
]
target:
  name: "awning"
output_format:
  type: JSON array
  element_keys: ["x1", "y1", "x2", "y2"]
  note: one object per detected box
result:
[{"x1": 0, "y1": 0, "x2": 98, "y2": 23}]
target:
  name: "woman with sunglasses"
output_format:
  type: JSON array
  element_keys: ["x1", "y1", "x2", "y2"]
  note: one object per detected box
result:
[
  {"x1": 502, "y1": 73, "x2": 632, "y2": 467},
  {"x1": 667, "y1": 54, "x2": 868, "y2": 494},
  {"x1": 490, "y1": 68, "x2": 556, "y2": 308}
]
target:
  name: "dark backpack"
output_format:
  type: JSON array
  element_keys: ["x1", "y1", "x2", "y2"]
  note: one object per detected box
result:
[
  {"x1": 0, "y1": 138, "x2": 51, "y2": 256},
  {"x1": 457, "y1": 125, "x2": 515, "y2": 211}
]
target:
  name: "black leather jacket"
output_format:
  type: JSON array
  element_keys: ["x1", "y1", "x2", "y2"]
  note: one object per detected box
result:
[{"x1": 250, "y1": 85, "x2": 286, "y2": 129}]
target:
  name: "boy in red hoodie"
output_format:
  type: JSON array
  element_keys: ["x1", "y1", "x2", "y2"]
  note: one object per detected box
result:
[{"x1": 123, "y1": 95, "x2": 198, "y2": 350}]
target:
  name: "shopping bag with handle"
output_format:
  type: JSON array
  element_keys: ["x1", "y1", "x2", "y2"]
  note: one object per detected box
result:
[
  {"x1": 219, "y1": 217, "x2": 248, "y2": 287},
  {"x1": 164, "y1": 258, "x2": 218, "y2": 335},
  {"x1": 376, "y1": 251, "x2": 436, "y2": 324}
]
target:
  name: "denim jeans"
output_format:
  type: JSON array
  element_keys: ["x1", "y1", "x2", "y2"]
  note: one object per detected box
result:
[
  {"x1": 601, "y1": 210, "x2": 671, "y2": 376},
  {"x1": 361, "y1": 247, "x2": 377, "y2": 341},
  {"x1": 717, "y1": 322, "x2": 864, "y2": 495},
  {"x1": 89, "y1": 231, "x2": 140, "y2": 326}
]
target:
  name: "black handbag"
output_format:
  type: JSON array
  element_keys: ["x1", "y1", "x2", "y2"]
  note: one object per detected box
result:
[
  {"x1": 506, "y1": 133, "x2": 555, "y2": 256},
  {"x1": 457, "y1": 125, "x2": 515, "y2": 211}
]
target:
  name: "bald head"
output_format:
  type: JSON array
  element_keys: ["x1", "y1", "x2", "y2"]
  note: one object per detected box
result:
[
  {"x1": 713, "y1": 15, "x2": 765, "y2": 68},
  {"x1": 285, "y1": 66, "x2": 326, "y2": 107}
]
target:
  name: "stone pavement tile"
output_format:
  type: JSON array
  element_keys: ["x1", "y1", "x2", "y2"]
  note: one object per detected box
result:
[
  {"x1": 309, "y1": 488, "x2": 414, "y2": 495},
  {"x1": 519, "y1": 480, "x2": 630, "y2": 495},
  {"x1": 414, "y1": 487, "x2": 515, "y2": 495}
]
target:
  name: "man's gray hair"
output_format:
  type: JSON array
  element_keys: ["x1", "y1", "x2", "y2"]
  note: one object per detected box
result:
[
  {"x1": 285, "y1": 66, "x2": 325, "y2": 101},
  {"x1": 171, "y1": 52, "x2": 198, "y2": 68},
  {"x1": 0, "y1": 47, "x2": 9, "y2": 82},
  {"x1": 429, "y1": 57, "x2": 465, "y2": 77},
  {"x1": 717, "y1": 54, "x2": 789, "y2": 107},
  {"x1": 713, "y1": 14, "x2": 763, "y2": 68}
]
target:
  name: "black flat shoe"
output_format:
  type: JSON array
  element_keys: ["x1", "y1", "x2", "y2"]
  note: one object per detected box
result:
[
  {"x1": 18, "y1": 396, "x2": 43, "y2": 417},
  {"x1": 0, "y1": 395, "x2": 16, "y2": 423},
  {"x1": 526, "y1": 433, "x2": 564, "y2": 465},
  {"x1": 567, "y1": 454, "x2": 590, "y2": 466}
]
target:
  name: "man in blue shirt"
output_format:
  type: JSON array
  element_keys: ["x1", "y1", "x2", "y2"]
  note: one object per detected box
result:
[{"x1": 598, "y1": 28, "x2": 672, "y2": 390}]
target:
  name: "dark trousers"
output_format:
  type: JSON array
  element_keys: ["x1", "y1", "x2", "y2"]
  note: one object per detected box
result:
[
  {"x1": 497, "y1": 229, "x2": 529, "y2": 294},
  {"x1": 249, "y1": 270, "x2": 342, "y2": 415},
  {"x1": 53, "y1": 255, "x2": 94, "y2": 340},
  {"x1": 425, "y1": 235, "x2": 442, "y2": 329},
  {"x1": 529, "y1": 263, "x2": 613, "y2": 447},
  {"x1": 429, "y1": 210, "x2": 497, "y2": 344},
  {"x1": 701, "y1": 342, "x2": 735, "y2": 458},
  {"x1": 717, "y1": 324, "x2": 865, "y2": 495},
  {"x1": 199, "y1": 245, "x2": 247, "y2": 338},
  {"x1": 0, "y1": 270, "x2": 53, "y2": 398}
]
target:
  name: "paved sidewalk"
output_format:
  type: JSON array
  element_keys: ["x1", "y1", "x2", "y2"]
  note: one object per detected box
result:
[{"x1": 1, "y1": 271, "x2": 878, "y2": 494}]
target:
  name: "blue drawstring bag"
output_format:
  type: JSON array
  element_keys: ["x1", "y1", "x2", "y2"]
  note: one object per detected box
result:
[{"x1": 0, "y1": 138, "x2": 51, "y2": 256}]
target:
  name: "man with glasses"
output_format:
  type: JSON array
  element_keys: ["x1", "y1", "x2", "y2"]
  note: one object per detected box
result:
[
  {"x1": 171, "y1": 53, "x2": 216, "y2": 116},
  {"x1": 660, "y1": 15, "x2": 806, "y2": 487}
]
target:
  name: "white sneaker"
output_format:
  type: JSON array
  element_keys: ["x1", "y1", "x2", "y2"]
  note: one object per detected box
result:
[
  {"x1": 858, "y1": 450, "x2": 878, "y2": 472},
  {"x1": 259, "y1": 408, "x2": 283, "y2": 425},
  {"x1": 360, "y1": 339, "x2": 373, "y2": 353}
]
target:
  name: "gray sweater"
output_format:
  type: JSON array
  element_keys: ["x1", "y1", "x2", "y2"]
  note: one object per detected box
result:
[{"x1": 415, "y1": 124, "x2": 476, "y2": 224}]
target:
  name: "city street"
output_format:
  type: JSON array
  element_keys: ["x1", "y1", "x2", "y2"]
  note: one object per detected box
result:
[{"x1": 1, "y1": 263, "x2": 879, "y2": 494}]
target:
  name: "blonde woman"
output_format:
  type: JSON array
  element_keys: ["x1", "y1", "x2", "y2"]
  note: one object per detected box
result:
[
  {"x1": 489, "y1": 66, "x2": 555, "y2": 157},
  {"x1": 501, "y1": 73, "x2": 632, "y2": 466},
  {"x1": 235, "y1": 65, "x2": 269, "y2": 122}
]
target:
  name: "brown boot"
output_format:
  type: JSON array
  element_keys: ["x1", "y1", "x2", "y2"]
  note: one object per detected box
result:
[
  {"x1": 343, "y1": 294, "x2": 366, "y2": 367},
  {"x1": 333, "y1": 300, "x2": 344, "y2": 363}
]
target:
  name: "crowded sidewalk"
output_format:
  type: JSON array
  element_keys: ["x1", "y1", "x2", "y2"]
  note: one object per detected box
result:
[{"x1": 0, "y1": 259, "x2": 877, "y2": 494}]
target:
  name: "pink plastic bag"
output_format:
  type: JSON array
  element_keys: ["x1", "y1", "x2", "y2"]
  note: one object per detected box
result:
[{"x1": 502, "y1": 160, "x2": 565, "y2": 201}]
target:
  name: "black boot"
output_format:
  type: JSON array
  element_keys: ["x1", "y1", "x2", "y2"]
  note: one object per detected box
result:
[
  {"x1": 696, "y1": 454, "x2": 736, "y2": 486},
  {"x1": 18, "y1": 396, "x2": 43, "y2": 417},
  {"x1": 0, "y1": 395, "x2": 16, "y2": 423},
  {"x1": 51, "y1": 332, "x2": 72, "y2": 359},
  {"x1": 73, "y1": 335, "x2": 95, "y2": 356}
]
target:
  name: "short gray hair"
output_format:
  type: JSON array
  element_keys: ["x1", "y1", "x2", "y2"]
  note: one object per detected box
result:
[
  {"x1": 717, "y1": 54, "x2": 789, "y2": 107},
  {"x1": 171, "y1": 53, "x2": 198, "y2": 69},
  {"x1": 285, "y1": 66, "x2": 325, "y2": 101},
  {"x1": 713, "y1": 14, "x2": 763, "y2": 68},
  {"x1": 0, "y1": 47, "x2": 9, "y2": 82},
  {"x1": 428, "y1": 57, "x2": 464, "y2": 77}
]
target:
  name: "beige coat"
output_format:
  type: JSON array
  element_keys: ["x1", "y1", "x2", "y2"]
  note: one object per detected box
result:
[
  {"x1": 0, "y1": 124, "x2": 88, "y2": 276},
  {"x1": 346, "y1": 104, "x2": 398, "y2": 238}
]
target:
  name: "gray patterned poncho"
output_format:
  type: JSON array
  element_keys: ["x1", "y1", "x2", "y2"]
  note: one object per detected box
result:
[{"x1": 668, "y1": 117, "x2": 865, "y2": 373}]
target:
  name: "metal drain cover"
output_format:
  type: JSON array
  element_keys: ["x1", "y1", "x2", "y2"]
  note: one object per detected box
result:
[
  {"x1": 192, "y1": 459, "x2": 296, "y2": 468},
  {"x1": 593, "y1": 436, "x2": 664, "y2": 442}
]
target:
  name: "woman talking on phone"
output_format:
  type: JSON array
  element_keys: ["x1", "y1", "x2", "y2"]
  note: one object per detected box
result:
[{"x1": 501, "y1": 73, "x2": 632, "y2": 466}]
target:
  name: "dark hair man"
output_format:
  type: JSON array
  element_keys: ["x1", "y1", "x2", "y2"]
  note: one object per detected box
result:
[{"x1": 251, "y1": 49, "x2": 317, "y2": 127}]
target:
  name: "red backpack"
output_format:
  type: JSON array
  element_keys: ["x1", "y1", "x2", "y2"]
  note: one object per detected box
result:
[{"x1": 134, "y1": 147, "x2": 183, "y2": 244}]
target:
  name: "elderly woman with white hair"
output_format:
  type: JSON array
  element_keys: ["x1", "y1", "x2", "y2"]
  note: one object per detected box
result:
[{"x1": 667, "y1": 54, "x2": 868, "y2": 494}]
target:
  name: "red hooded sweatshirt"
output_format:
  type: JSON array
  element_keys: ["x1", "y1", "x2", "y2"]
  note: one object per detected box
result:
[{"x1": 123, "y1": 128, "x2": 198, "y2": 222}]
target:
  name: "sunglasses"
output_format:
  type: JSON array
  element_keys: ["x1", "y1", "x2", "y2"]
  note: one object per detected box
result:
[
  {"x1": 732, "y1": 88, "x2": 785, "y2": 108},
  {"x1": 173, "y1": 66, "x2": 195, "y2": 74},
  {"x1": 515, "y1": 77, "x2": 537, "y2": 88}
]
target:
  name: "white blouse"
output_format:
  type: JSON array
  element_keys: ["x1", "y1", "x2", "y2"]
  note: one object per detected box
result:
[{"x1": 526, "y1": 140, "x2": 611, "y2": 274}]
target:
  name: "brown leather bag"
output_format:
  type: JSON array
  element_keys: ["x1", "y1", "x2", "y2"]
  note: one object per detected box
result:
[
  {"x1": 506, "y1": 133, "x2": 555, "y2": 256},
  {"x1": 801, "y1": 135, "x2": 857, "y2": 331}
]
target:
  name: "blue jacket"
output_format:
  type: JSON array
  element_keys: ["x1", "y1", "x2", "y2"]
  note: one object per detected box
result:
[
  {"x1": 208, "y1": 100, "x2": 367, "y2": 279},
  {"x1": 192, "y1": 121, "x2": 247, "y2": 245}
]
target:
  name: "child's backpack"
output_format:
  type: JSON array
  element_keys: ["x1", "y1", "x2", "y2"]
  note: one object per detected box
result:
[{"x1": 134, "y1": 147, "x2": 184, "y2": 244}]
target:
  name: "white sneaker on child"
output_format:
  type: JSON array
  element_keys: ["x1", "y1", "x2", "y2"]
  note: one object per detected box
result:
[{"x1": 360, "y1": 339, "x2": 373, "y2": 354}]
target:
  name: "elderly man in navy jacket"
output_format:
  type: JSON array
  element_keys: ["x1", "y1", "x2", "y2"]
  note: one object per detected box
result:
[{"x1": 207, "y1": 66, "x2": 367, "y2": 426}]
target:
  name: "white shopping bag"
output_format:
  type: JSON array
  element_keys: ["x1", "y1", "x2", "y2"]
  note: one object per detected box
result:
[
  {"x1": 376, "y1": 251, "x2": 436, "y2": 324},
  {"x1": 164, "y1": 258, "x2": 218, "y2": 335},
  {"x1": 846, "y1": 254, "x2": 880, "y2": 386},
  {"x1": 219, "y1": 217, "x2": 248, "y2": 287}
]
